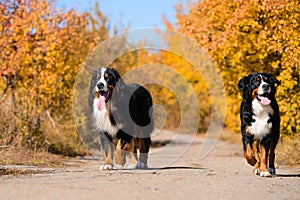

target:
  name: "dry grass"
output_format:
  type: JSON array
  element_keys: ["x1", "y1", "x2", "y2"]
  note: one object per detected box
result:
[
  {"x1": 0, "y1": 147, "x2": 66, "y2": 167},
  {"x1": 276, "y1": 136, "x2": 300, "y2": 167},
  {"x1": 0, "y1": 168, "x2": 43, "y2": 176},
  {"x1": 0, "y1": 146, "x2": 82, "y2": 176},
  {"x1": 0, "y1": 104, "x2": 88, "y2": 158},
  {"x1": 42, "y1": 118, "x2": 89, "y2": 157}
]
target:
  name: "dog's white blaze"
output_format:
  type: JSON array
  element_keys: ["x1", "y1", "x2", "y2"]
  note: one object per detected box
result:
[
  {"x1": 248, "y1": 99, "x2": 274, "y2": 140},
  {"x1": 97, "y1": 67, "x2": 108, "y2": 91},
  {"x1": 258, "y1": 75, "x2": 270, "y2": 95},
  {"x1": 93, "y1": 99, "x2": 119, "y2": 137}
]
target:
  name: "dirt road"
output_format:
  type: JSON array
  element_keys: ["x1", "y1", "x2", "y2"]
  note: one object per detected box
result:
[{"x1": 0, "y1": 131, "x2": 299, "y2": 200}]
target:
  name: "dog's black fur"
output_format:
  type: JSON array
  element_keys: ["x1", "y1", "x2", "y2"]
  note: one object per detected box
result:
[
  {"x1": 89, "y1": 67, "x2": 153, "y2": 169},
  {"x1": 238, "y1": 72, "x2": 280, "y2": 177}
]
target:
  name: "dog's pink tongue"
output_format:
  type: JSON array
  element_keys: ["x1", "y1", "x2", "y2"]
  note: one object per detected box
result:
[
  {"x1": 260, "y1": 96, "x2": 271, "y2": 105},
  {"x1": 97, "y1": 96, "x2": 106, "y2": 111}
]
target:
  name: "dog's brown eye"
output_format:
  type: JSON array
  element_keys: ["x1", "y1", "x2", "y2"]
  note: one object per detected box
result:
[{"x1": 264, "y1": 77, "x2": 268, "y2": 81}]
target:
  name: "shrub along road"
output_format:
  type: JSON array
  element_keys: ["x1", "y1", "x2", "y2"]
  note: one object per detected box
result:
[{"x1": 0, "y1": 131, "x2": 299, "y2": 200}]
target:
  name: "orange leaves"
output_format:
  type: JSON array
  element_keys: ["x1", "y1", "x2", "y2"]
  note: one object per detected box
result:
[{"x1": 0, "y1": 0, "x2": 110, "y2": 148}]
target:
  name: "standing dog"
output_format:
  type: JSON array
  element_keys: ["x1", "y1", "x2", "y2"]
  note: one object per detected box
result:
[
  {"x1": 238, "y1": 72, "x2": 280, "y2": 177},
  {"x1": 89, "y1": 67, "x2": 153, "y2": 170}
]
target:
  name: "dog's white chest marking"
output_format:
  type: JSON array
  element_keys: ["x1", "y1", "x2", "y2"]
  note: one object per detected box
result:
[
  {"x1": 248, "y1": 99, "x2": 274, "y2": 140},
  {"x1": 93, "y1": 99, "x2": 119, "y2": 137}
]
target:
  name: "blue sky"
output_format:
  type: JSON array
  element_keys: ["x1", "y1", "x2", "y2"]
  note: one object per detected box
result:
[{"x1": 55, "y1": 0, "x2": 187, "y2": 31}]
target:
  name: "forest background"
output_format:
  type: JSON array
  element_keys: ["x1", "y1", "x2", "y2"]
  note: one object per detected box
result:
[{"x1": 0, "y1": 0, "x2": 299, "y2": 165}]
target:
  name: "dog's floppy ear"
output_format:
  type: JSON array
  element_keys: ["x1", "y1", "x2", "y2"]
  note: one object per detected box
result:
[
  {"x1": 238, "y1": 74, "x2": 252, "y2": 92},
  {"x1": 115, "y1": 78, "x2": 126, "y2": 99},
  {"x1": 109, "y1": 67, "x2": 121, "y2": 80},
  {"x1": 117, "y1": 78, "x2": 126, "y2": 90}
]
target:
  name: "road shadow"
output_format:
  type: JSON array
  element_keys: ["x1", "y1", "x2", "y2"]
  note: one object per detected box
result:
[
  {"x1": 147, "y1": 166, "x2": 206, "y2": 170},
  {"x1": 150, "y1": 140, "x2": 171, "y2": 148},
  {"x1": 113, "y1": 166, "x2": 206, "y2": 171},
  {"x1": 275, "y1": 174, "x2": 300, "y2": 178}
]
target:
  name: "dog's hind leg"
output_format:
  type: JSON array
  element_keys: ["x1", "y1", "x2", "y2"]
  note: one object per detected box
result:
[
  {"x1": 99, "y1": 132, "x2": 114, "y2": 170},
  {"x1": 126, "y1": 138, "x2": 138, "y2": 169},
  {"x1": 244, "y1": 142, "x2": 257, "y2": 166},
  {"x1": 116, "y1": 130, "x2": 138, "y2": 169},
  {"x1": 115, "y1": 139, "x2": 126, "y2": 168},
  {"x1": 137, "y1": 137, "x2": 151, "y2": 169}
]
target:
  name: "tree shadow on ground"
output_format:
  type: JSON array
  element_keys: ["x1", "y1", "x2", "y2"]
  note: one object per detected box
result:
[{"x1": 275, "y1": 174, "x2": 300, "y2": 178}]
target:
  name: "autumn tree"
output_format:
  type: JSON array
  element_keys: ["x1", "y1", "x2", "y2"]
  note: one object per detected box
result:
[
  {"x1": 176, "y1": 0, "x2": 299, "y2": 136},
  {"x1": 0, "y1": 0, "x2": 109, "y2": 152}
]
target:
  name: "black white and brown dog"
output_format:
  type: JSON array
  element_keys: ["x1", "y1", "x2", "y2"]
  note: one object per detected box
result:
[
  {"x1": 238, "y1": 72, "x2": 280, "y2": 177},
  {"x1": 89, "y1": 67, "x2": 153, "y2": 170}
]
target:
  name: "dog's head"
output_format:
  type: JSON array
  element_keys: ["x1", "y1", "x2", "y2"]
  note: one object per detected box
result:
[
  {"x1": 91, "y1": 67, "x2": 125, "y2": 102},
  {"x1": 238, "y1": 72, "x2": 280, "y2": 105}
]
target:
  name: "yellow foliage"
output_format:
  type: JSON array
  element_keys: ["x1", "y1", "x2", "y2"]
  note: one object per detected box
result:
[
  {"x1": 176, "y1": 0, "x2": 300, "y2": 136},
  {"x1": 109, "y1": 48, "x2": 211, "y2": 132}
]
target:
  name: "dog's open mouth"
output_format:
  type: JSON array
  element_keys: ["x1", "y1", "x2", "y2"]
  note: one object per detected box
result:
[
  {"x1": 95, "y1": 90, "x2": 111, "y2": 111},
  {"x1": 99, "y1": 90, "x2": 111, "y2": 102},
  {"x1": 257, "y1": 93, "x2": 271, "y2": 105}
]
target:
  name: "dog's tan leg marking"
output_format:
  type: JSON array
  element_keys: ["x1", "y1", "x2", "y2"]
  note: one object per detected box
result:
[
  {"x1": 260, "y1": 144, "x2": 268, "y2": 172},
  {"x1": 244, "y1": 143, "x2": 256, "y2": 166},
  {"x1": 252, "y1": 140, "x2": 260, "y2": 175},
  {"x1": 105, "y1": 142, "x2": 114, "y2": 165},
  {"x1": 115, "y1": 139, "x2": 126, "y2": 167},
  {"x1": 125, "y1": 138, "x2": 137, "y2": 169},
  {"x1": 252, "y1": 140, "x2": 260, "y2": 169},
  {"x1": 259, "y1": 144, "x2": 271, "y2": 177}
]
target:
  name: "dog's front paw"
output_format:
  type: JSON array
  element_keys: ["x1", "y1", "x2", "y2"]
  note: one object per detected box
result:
[
  {"x1": 259, "y1": 171, "x2": 272, "y2": 177},
  {"x1": 268, "y1": 167, "x2": 276, "y2": 175},
  {"x1": 114, "y1": 164, "x2": 125, "y2": 169},
  {"x1": 137, "y1": 161, "x2": 148, "y2": 169},
  {"x1": 254, "y1": 168, "x2": 260, "y2": 175},
  {"x1": 100, "y1": 164, "x2": 113, "y2": 170}
]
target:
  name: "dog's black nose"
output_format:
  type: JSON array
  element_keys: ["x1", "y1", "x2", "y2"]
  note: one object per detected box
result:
[
  {"x1": 97, "y1": 82, "x2": 104, "y2": 89},
  {"x1": 262, "y1": 84, "x2": 269, "y2": 90}
]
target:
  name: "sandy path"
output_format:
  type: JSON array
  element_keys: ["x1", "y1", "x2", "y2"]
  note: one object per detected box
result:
[{"x1": 0, "y1": 131, "x2": 299, "y2": 200}]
